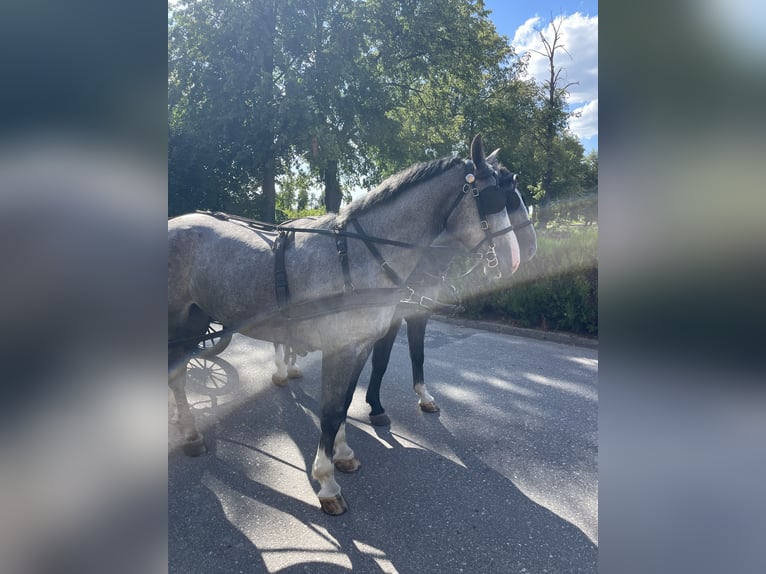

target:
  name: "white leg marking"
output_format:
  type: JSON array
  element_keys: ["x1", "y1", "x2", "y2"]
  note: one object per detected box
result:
[
  {"x1": 273, "y1": 344, "x2": 288, "y2": 379},
  {"x1": 414, "y1": 383, "x2": 435, "y2": 405},
  {"x1": 286, "y1": 352, "x2": 302, "y2": 378},
  {"x1": 333, "y1": 423, "x2": 355, "y2": 463},
  {"x1": 312, "y1": 447, "x2": 341, "y2": 498},
  {"x1": 168, "y1": 389, "x2": 179, "y2": 424}
]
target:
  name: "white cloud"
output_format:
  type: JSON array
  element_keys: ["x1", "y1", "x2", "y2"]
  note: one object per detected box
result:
[
  {"x1": 569, "y1": 99, "x2": 598, "y2": 140},
  {"x1": 513, "y1": 13, "x2": 598, "y2": 140}
]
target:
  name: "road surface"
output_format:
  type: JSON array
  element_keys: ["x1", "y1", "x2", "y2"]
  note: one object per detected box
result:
[{"x1": 169, "y1": 319, "x2": 598, "y2": 573}]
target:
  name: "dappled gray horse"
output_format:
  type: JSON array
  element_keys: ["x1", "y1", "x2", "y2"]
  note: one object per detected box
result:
[
  {"x1": 273, "y1": 152, "x2": 538, "y2": 424},
  {"x1": 168, "y1": 135, "x2": 520, "y2": 514}
]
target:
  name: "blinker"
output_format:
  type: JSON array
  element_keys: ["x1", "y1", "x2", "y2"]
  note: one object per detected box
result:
[
  {"x1": 475, "y1": 184, "x2": 507, "y2": 214},
  {"x1": 506, "y1": 187, "x2": 521, "y2": 212}
]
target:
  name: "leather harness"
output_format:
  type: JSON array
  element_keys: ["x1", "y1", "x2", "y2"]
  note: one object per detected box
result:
[{"x1": 169, "y1": 160, "x2": 532, "y2": 349}]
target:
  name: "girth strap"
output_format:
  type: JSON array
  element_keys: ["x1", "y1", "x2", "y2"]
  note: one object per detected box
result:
[
  {"x1": 273, "y1": 230, "x2": 292, "y2": 309},
  {"x1": 333, "y1": 224, "x2": 354, "y2": 292}
]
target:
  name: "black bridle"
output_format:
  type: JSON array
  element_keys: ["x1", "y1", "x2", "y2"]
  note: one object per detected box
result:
[{"x1": 441, "y1": 160, "x2": 532, "y2": 270}]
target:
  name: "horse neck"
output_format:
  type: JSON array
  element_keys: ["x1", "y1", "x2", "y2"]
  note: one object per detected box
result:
[{"x1": 345, "y1": 166, "x2": 462, "y2": 281}]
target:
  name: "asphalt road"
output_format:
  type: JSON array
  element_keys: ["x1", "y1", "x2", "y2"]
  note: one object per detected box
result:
[{"x1": 169, "y1": 319, "x2": 598, "y2": 573}]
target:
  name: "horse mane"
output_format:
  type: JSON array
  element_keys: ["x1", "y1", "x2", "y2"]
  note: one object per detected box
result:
[{"x1": 338, "y1": 156, "x2": 463, "y2": 222}]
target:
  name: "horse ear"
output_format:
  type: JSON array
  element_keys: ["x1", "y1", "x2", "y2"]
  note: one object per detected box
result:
[
  {"x1": 486, "y1": 148, "x2": 501, "y2": 165},
  {"x1": 471, "y1": 134, "x2": 486, "y2": 168}
]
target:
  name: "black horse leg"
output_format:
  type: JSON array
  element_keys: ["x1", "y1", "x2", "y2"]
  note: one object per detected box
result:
[
  {"x1": 366, "y1": 316, "x2": 403, "y2": 426},
  {"x1": 312, "y1": 343, "x2": 372, "y2": 515},
  {"x1": 406, "y1": 313, "x2": 439, "y2": 413}
]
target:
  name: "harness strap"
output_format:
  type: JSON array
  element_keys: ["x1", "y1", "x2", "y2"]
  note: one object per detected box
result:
[
  {"x1": 273, "y1": 230, "x2": 291, "y2": 309},
  {"x1": 350, "y1": 219, "x2": 405, "y2": 286},
  {"x1": 467, "y1": 219, "x2": 533, "y2": 253},
  {"x1": 279, "y1": 288, "x2": 406, "y2": 320},
  {"x1": 168, "y1": 287, "x2": 408, "y2": 349},
  {"x1": 196, "y1": 210, "x2": 453, "y2": 252},
  {"x1": 333, "y1": 224, "x2": 354, "y2": 291}
]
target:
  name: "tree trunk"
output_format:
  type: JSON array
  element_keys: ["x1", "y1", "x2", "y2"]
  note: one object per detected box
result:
[
  {"x1": 323, "y1": 159, "x2": 342, "y2": 213},
  {"x1": 262, "y1": 157, "x2": 276, "y2": 223},
  {"x1": 260, "y1": 0, "x2": 277, "y2": 223}
]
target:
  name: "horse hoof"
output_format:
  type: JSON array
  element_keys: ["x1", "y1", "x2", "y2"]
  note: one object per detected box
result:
[
  {"x1": 182, "y1": 435, "x2": 207, "y2": 457},
  {"x1": 287, "y1": 368, "x2": 302, "y2": 379},
  {"x1": 319, "y1": 494, "x2": 348, "y2": 515},
  {"x1": 419, "y1": 401, "x2": 440, "y2": 413},
  {"x1": 334, "y1": 457, "x2": 361, "y2": 473},
  {"x1": 369, "y1": 412, "x2": 391, "y2": 426},
  {"x1": 271, "y1": 374, "x2": 289, "y2": 387}
]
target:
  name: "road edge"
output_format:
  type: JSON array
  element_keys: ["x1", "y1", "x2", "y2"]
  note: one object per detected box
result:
[{"x1": 432, "y1": 315, "x2": 599, "y2": 350}]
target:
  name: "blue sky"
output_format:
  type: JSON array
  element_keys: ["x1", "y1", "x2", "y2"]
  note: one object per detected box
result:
[{"x1": 484, "y1": 0, "x2": 598, "y2": 153}]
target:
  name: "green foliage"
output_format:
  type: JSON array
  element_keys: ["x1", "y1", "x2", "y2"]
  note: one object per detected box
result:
[
  {"x1": 168, "y1": 4, "x2": 598, "y2": 324},
  {"x1": 169, "y1": 0, "x2": 551, "y2": 216},
  {"x1": 459, "y1": 227, "x2": 598, "y2": 336},
  {"x1": 276, "y1": 206, "x2": 328, "y2": 224}
]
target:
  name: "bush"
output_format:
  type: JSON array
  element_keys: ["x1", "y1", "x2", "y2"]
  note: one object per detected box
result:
[{"x1": 456, "y1": 226, "x2": 598, "y2": 336}]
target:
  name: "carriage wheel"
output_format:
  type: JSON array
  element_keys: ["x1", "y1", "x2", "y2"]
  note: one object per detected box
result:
[{"x1": 195, "y1": 321, "x2": 232, "y2": 359}]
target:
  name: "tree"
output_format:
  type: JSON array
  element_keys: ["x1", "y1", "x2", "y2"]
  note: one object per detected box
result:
[
  {"x1": 528, "y1": 16, "x2": 579, "y2": 228},
  {"x1": 169, "y1": 0, "x2": 576, "y2": 223},
  {"x1": 169, "y1": 0, "x2": 307, "y2": 221}
]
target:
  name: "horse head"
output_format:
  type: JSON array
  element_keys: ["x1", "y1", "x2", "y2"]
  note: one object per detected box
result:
[
  {"x1": 443, "y1": 135, "x2": 522, "y2": 280},
  {"x1": 485, "y1": 148, "x2": 537, "y2": 263}
]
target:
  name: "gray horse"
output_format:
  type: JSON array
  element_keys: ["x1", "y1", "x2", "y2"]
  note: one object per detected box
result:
[
  {"x1": 168, "y1": 135, "x2": 520, "y2": 514},
  {"x1": 272, "y1": 151, "x2": 538, "y2": 424}
]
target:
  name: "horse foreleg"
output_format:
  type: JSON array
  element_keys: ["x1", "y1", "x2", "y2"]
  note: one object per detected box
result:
[
  {"x1": 312, "y1": 344, "x2": 371, "y2": 515},
  {"x1": 366, "y1": 317, "x2": 402, "y2": 426},
  {"x1": 168, "y1": 346, "x2": 207, "y2": 456},
  {"x1": 406, "y1": 314, "x2": 439, "y2": 413}
]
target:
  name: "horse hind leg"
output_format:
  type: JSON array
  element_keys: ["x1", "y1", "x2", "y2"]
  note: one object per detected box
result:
[
  {"x1": 273, "y1": 344, "x2": 303, "y2": 386},
  {"x1": 169, "y1": 344, "x2": 207, "y2": 456},
  {"x1": 272, "y1": 343, "x2": 289, "y2": 386},
  {"x1": 168, "y1": 304, "x2": 209, "y2": 456},
  {"x1": 286, "y1": 347, "x2": 302, "y2": 379}
]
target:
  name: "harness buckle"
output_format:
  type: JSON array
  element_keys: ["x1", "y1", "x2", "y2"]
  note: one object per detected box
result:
[
  {"x1": 480, "y1": 220, "x2": 489, "y2": 230},
  {"x1": 472, "y1": 187, "x2": 480, "y2": 198},
  {"x1": 419, "y1": 295, "x2": 434, "y2": 308},
  {"x1": 485, "y1": 244, "x2": 499, "y2": 268}
]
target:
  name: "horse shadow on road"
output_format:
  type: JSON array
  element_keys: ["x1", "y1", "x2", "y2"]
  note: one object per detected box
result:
[{"x1": 169, "y1": 347, "x2": 597, "y2": 574}]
